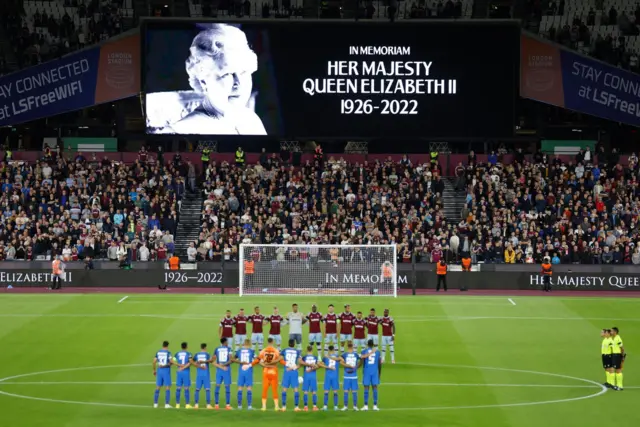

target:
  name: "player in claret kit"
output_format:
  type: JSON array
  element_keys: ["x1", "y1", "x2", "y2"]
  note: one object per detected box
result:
[
  {"x1": 380, "y1": 308, "x2": 396, "y2": 364},
  {"x1": 234, "y1": 308, "x2": 249, "y2": 352},
  {"x1": 174, "y1": 342, "x2": 193, "y2": 409},
  {"x1": 280, "y1": 339, "x2": 302, "y2": 412},
  {"x1": 307, "y1": 304, "x2": 324, "y2": 353},
  {"x1": 234, "y1": 339, "x2": 256, "y2": 409},
  {"x1": 153, "y1": 341, "x2": 174, "y2": 408},
  {"x1": 319, "y1": 345, "x2": 340, "y2": 411},
  {"x1": 360, "y1": 339, "x2": 381, "y2": 411},
  {"x1": 192, "y1": 343, "x2": 213, "y2": 409},
  {"x1": 266, "y1": 307, "x2": 284, "y2": 350},
  {"x1": 339, "y1": 342, "x2": 361, "y2": 411},
  {"x1": 352, "y1": 311, "x2": 367, "y2": 352},
  {"x1": 219, "y1": 310, "x2": 235, "y2": 349},
  {"x1": 324, "y1": 304, "x2": 338, "y2": 353},
  {"x1": 366, "y1": 308, "x2": 380, "y2": 347},
  {"x1": 250, "y1": 306, "x2": 265, "y2": 352},
  {"x1": 299, "y1": 345, "x2": 320, "y2": 411},
  {"x1": 213, "y1": 338, "x2": 233, "y2": 410},
  {"x1": 339, "y1": 304, "x2": 355, "y2": 352}
]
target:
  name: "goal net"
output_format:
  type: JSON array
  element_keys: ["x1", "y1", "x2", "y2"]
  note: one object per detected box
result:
[{"x1": 239, "y1": 244, "x2": 397, "y2": 297}]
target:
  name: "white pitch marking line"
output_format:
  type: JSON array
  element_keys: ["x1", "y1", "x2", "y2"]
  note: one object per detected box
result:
[
  {"x1": 117, "y1": 296, "x2": 128, "y2": 304},
  {"x1": 0, "y1": 381, "x2": 600, "y2": 388},
  {"x1": 2, "y1": 313, "x2": 640, "y2": 323},
  {"x1": 0, "y1": 362, "x2": 607, "y2": 411},
  {"x1": 508, "y1": 298, "x2": 516, "y2": 306}
]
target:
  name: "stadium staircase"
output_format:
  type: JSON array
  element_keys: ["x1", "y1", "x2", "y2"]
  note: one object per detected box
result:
[
  {"x1": 442, "y1": 178, "x2": 466, "y2": 222},
  {"x1": 173, "y1": 190, "x2": 203, "y2": 260}
]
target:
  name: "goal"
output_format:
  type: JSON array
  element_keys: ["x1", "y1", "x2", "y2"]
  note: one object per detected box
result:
[{"x1": 239, "y1": 244, "x2": 397, "y2": 297}]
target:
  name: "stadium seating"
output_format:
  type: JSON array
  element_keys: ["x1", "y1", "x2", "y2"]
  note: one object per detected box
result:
[
  {"x1": 0, "y1": 150, "x2": 183, "y2": 262},
  {"x1": 187, "y1": 147, "x2": 640, "y2": 266},
  {"x1": 187, "y1": 0, "x2": 473, "y2": 20},
  {"x1": 537, "y1": 0, "x2": 640, "y2": 66}
]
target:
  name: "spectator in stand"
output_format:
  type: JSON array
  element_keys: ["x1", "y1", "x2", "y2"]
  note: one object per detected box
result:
[{"x1": 0, "y1": 149, "x2": 182, "y2": 262}]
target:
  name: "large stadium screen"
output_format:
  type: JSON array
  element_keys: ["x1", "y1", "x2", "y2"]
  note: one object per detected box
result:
[{"x1": 142, "y1": 20, "x2": 520, "y2": 138}]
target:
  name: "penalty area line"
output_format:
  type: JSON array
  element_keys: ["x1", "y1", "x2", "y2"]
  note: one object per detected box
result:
[{"x1": 117, "y1": 296, "x2": 128, "y2": 304}]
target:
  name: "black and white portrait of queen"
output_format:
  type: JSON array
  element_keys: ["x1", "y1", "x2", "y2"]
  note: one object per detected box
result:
[{"x1": 146, "y1": 24, "x2": 267, "y2": 135}]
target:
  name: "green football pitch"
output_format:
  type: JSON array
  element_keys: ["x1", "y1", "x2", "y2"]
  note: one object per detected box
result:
[{"x1": 0, "y1": 293, "x2": 638, "y2": 427}]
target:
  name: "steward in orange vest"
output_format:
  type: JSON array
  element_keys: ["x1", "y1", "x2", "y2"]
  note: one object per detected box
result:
[
  {"x1": 436, "y1": 259, "x2": 448, "y2": 292},
  {"x1": 541, "y1": 258, "x2": 552, "y2": 292}
]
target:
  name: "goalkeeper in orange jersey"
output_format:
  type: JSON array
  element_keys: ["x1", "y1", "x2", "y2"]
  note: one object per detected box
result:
[{"x1": 252, "y1": 337, "x2": 282, "y2": 411}]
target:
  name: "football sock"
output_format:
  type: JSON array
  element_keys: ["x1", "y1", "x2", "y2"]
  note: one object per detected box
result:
[
  {"x1": 185, "y1": 389, "x2": 190, "y2": 404},
  {"x1": 282, "y1": 391, "x2": 287, "y2": 406},
  {"x1": 205, "y1": 389, "x2": 211, "y2": 405},
  {"x1": 247, "y1": 390, "x2": 253, "y2": 407},
  {"x1": 616, "y1": 372, "x2": 624, "y2": 388},
  {"x1": 351, "y1": 392, "x2": 357, "y2": 407},
  {"x1": 343, "y1": 391, "x2": 348, "y2": 407},
  {"x1": 165, "y1": 390, "x2": 170, "y2": 404},
  {"x1": 262, "y1": 398, "x2": 267, "y2": 408},
  {"x1": 294, "y1": 391, "x2": 300, "y2": 406},
  {"x1": 194, "y1": 389, "x2": 200, "y2": 404},
  {"x1": 274, "y1": 399, "x2": 279, "y2": 409},
  {"x1": 175, "y1": 389, "x2": 181, "y2": 404},
  {"x1": 214, "y1": 386, "x2": 220, "y2": 405},
  {"x1": 238, "y1": 391, "x2": 243, "y2": 407},
  {"x1": 316, "y1": 343, "x2": 321, "y2": 352},
  {"x1": 312, "y1": 394, "x2": 317, "y2": 406},
  {"x1": 364, "y1": 388, "x2": 369, "y2": 405},
  {"x1": 304, "y1": 394, "x2": 309, "y2": 406},
  {"x1": 154, "y1": 389, "x2": 160, "y2": 404},
  {"x1": 373, "y1": 388, "x2": 378, "y2": 405},
  {"x1": 324, "y1": 393, "x2": 329, "y2": 406},
  {"x1": 607, "y1": 371, "x2": 615, "y2": 385},
  {"x1": 390, "y1": 345, "x2": 395, "y2": 361},
  {"x1": 225, "y1": 385, "x2": 231, "y2": 405},
  {"x1": 333, "y1": 392, "x2": 338, "y2": 407}
]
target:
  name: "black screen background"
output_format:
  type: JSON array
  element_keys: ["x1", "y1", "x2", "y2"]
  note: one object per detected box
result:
[{"x1": 143, "y1": 20, "x2": 520, "y2": 138}]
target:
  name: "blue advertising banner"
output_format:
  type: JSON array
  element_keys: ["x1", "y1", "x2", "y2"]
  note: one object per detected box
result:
[
  {"x1": 0, "y1": 33, "x2": 141, "y2": 126},
  {"x1": 0, "y1": 48, "x2": 100, "y2": 126},
  {"x1": 560, "y1": 49, "x2": 640, "y2": 126}
]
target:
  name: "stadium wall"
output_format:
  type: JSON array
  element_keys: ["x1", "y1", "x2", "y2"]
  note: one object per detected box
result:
[{"x1": 1, "y1": 263, "x2": 639, "y2": 292}]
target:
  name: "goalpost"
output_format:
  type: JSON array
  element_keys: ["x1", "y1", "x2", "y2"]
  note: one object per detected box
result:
[{"x1": 239, "y1": 244, "x2": 397, "y2": 297}]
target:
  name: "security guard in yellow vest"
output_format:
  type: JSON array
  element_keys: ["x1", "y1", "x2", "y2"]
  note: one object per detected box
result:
[
  {"x1": 235, "y1": 147, "x2": 245, "y2": 168},
  {"x1": 201, "y1": 147, "x2": 211, "y2": 173},
  {"x1": 430, "y1": 151, "x2": 439, "y2": 167}
]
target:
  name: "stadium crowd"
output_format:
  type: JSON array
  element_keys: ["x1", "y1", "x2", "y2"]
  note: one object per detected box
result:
[
  {"x1": 447, "y1": 145, "x2": 640, "y2": 265},
  {"x1": 0, "y1": 146, "x2": 183, "y2": 262},
  {"x1": 1, "y1": 0, "x2": 126, "y2": 72},
  {"x1": 194, "y1": 145, "x2": 640, "y2": 266}
]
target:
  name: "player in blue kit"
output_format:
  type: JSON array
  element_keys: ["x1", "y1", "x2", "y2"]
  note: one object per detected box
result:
[
  {"x1": 174, "y1": 342, "x2": 193, "y2": 409},
  {"x1": 213, "y1": 338, "x2": 233, "y2": 410},
  {"x1": 319, "y1": 345, "x2": 340, "y2": 411},
  {"x1": 299, "y1": 345, "x2": 320, "y2": 411},
  {"x1": 339, "y1": 341, "x2": 361, "y2": 411},
  {"x1": 360, "y1": 339, "x2": 381, "y2": 411},
  {"x1": 280, "y1": 339, "x2": 301, "y2": 412},
  {"x1": 152, "y1": 340, "x2": 174, "y2": 408},
  {"x1": 192, "y1": 343, "x2": 213, "y2": 409},
  {"x1": 234, "y1": 339, "x2": 256, "y2": 410}
]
